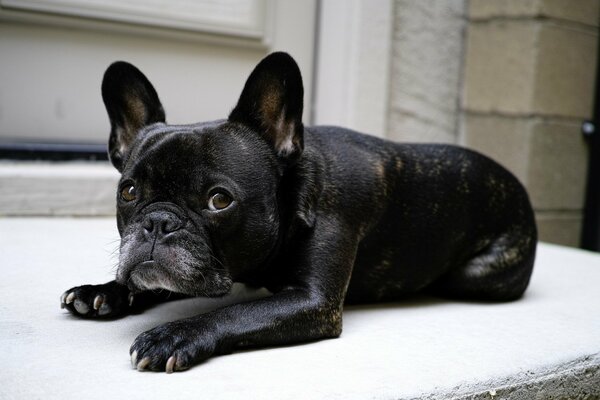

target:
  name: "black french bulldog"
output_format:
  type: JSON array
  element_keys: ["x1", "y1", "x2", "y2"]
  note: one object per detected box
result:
[{"x1": 61, "y1": 52, "x2": 537, "y2": 373}]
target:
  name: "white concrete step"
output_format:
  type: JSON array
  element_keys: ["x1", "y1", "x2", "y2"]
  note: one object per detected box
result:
[
  {"x1": 0, "y1": 217, "x2": 598, "y2": 399},
  {"x1": 0, "y1": 161, "x2": 118, "y2": 216}
]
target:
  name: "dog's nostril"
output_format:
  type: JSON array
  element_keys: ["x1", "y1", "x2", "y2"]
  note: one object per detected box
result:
[
  {"x1": 143, "y1": 212, "x2": 182, "y2": 237},
  {"x1": 142, "y1": 218, "x2": 154, "y2": 233},
  {"x1": 162, "y1": 219, "x2": 181, "y2": 233}
]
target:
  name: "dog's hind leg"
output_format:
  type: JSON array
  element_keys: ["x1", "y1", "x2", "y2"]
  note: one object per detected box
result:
[{"x1": 429, "y1": 228, "x2": 537, "y2": 302}]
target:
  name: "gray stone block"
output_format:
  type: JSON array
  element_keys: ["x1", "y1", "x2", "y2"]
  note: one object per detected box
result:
[
  {"x1": 527, "y1": 121, "x2": 589, "y2": 210},
  {"x1": 387, "y1": 0, "x2": 466, "y2": 143},
  {"x1": 388, "y1": 110, "x2": 457, "y2": 144},
  {"x1": 461, "y1": 113, "x2": 532, "y2": 184},
  {"x1": 463, "y1": 115, "x2": 588, "y2": 211},
  {"x1": 536, "y1": 211, "x2": 583, "y2": 246},
  {"x1": 464, "y1": 20, "x2": 539, "y2": 114},
  {"x1": 470, "y1": 0, "x2": 600, "y2": 27},
  {"x1": 541, "y1": 0, "x2": 600, "y2": 26},
  {"x1": 470, "y1": 0, "x2": 540, "y2": 20},
  {"x1": 464, "y1": 20, "x2": 598, "y2": 119},
  {"x1": 533, "y1": 23, "x2": 598, "y2": 119}
]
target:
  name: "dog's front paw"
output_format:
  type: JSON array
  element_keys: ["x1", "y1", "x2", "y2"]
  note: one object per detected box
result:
[
  {"x1": 61, "y1": 281, "x2": 132, "y2": 318},
  {"x1": 130, "y1": 319, "x2": 216, "y2": 373}
]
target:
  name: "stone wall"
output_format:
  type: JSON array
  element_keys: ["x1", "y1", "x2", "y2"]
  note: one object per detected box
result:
[
  {"x1": 388, "y1": 0, "x2": 599, "y2": 247},
  {"x1": 461, "y1": 0, "x2": 599, "y2": 246},
  {"x1": 387, "y1": 0, "x2": 468, "y2": 144}
]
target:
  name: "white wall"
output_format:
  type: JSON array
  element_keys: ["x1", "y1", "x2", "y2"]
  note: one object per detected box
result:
[{"x1": 0, "y1": 0, "x2": 316, "y2": 143}]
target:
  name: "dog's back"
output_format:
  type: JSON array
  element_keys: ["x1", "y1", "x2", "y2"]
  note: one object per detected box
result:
[{"x1": 306, "y1": 126, "x2": 537, "y2": 303}]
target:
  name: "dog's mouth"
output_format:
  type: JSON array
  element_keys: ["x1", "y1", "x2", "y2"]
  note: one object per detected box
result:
[
  {"x1": 117, "y1": 255, "x2": 233, "y2": 297},
  {"x1": 125, "y1": 260, "x2": 177, "y2": 293},
  {"x1": 116, "y1": 214, "x2": 233, "y2": 297}
]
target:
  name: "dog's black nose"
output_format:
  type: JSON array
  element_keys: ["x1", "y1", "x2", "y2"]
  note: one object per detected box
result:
[{"x1": 142, "y1": 211, "x2": 182, "y2": 238}]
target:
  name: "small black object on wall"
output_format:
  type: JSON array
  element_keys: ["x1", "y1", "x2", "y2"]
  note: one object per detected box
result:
[{"x1": 581, "y1": 31, "x2": 600, "y2": 252}]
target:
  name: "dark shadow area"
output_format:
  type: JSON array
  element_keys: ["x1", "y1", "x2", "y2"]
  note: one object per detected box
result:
[
  {"x1": 0, "y1": 140, "x2": 108, "y2": 161},
  {"x1": 581, "y1": 27, "x2": 600, "y2": 252}
]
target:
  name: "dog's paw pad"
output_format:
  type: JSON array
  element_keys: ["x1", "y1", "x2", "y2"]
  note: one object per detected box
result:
[
  {"x1": 73, "y1": 299, "x2": 89, "y2": 314},
  {"x1": 98, "y1": 302, "x2": 112, "y2": 316},
  {"x1": 60, "y1": 283, "x2": 130, "y2": 319}
]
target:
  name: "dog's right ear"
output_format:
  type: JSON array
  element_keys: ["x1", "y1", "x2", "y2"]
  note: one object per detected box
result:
[{"x1": 101, "y1": 61, "x2": 165, "y2": 172}]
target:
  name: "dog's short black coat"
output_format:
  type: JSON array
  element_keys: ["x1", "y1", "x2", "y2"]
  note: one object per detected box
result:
[{"x1": 61, "y1": 52, "x2": 537, "y2": 373}]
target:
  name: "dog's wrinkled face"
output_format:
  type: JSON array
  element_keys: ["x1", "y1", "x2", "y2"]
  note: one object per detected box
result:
[
  {"x1": 102, "y1": 55, "x2": 304, "y2": 296},
  {"x1": 113, "y1": 121, "x2": 282, "y2": 296}
]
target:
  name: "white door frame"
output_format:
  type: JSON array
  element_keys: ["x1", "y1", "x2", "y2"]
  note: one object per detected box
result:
[{"x1": 312, "y1": 0, "x2": 393, "y2": 138}]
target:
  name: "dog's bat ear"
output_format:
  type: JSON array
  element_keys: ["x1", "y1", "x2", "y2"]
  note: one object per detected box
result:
[
  {"x1": 229, "y1": 52, "x2": 304, "y2": 165},
  {"x1": 101, "y1": 61, "x2": 165, "y2": 172}
]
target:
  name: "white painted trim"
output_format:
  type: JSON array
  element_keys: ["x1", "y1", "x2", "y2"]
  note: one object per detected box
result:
[
  {"x1": 1, "y1": 0, "x2": 270, "y2": 41},
  {"x1": 313, "y1": 0, "x2": 393, "y2": 138},
  {"x1": 270, "y1": 0, "x2": 317, "y2": 124}
]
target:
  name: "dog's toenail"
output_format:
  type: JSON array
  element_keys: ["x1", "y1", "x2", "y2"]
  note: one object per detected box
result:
[
  {"x1": 73, "y1": 299, "x2": 89, "y2": 314},
  {"x1": 137, "y1": 357, "x2": 150, "y2": 371},
  {"x1": 93, "y1": 295, "x2": 103, "y2": 310},
  {"x1": 130, "y1": 351, "x2": 138, "y2": 368},
  {"x1": 166, "y1": 356, "x2": 176, "y2": 374},
  {"x1": 98, "y1": 303, "x2": 111, "y2": 316}
]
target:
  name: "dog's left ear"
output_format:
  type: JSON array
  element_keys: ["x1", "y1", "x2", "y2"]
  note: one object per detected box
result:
[
  {"x1": 229, "y1": 52, "x2": 304, "y2": 164},
  {"x1": 102, "y1": 61, "x2": 165, "y2": 172}
]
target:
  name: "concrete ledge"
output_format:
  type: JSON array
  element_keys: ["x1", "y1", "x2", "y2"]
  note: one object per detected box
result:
[
  {"x1": 1, "y1": 217, "x2": 599, "y2": 399},
  {"x1": 415, "y1": 354, "x2": 600, "y2": 399},
  {"x1": 0, "y1": 161, "x2": 118, "y2": 216},
  {"x1": 469, "y1": 0, "x2": 600, "y2": 28},
  {"x1": 536, "y1": 211, "x2": 584, "y2": 248}
]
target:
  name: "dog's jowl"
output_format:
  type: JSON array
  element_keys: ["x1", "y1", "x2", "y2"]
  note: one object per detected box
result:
[{"x1": 61, "y1": 52, "x2": 537, "y2": 373}]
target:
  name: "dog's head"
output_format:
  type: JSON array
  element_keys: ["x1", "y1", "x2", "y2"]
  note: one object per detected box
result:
[{"x1": 102, "y1": 52, "x2": 309, "y2": 296}]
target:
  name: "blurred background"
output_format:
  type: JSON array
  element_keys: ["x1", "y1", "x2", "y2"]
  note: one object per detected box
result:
[{"x1": 0, "y1": 0, "x2": 598, "y2": 250}]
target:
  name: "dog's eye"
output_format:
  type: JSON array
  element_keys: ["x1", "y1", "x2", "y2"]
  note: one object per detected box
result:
[
  {"x1": 120, "y1": 185, "x2": 137, "y2": 202},
  {"x1": 208, "y1": 192, "x2": 232, "y2": 211}
]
